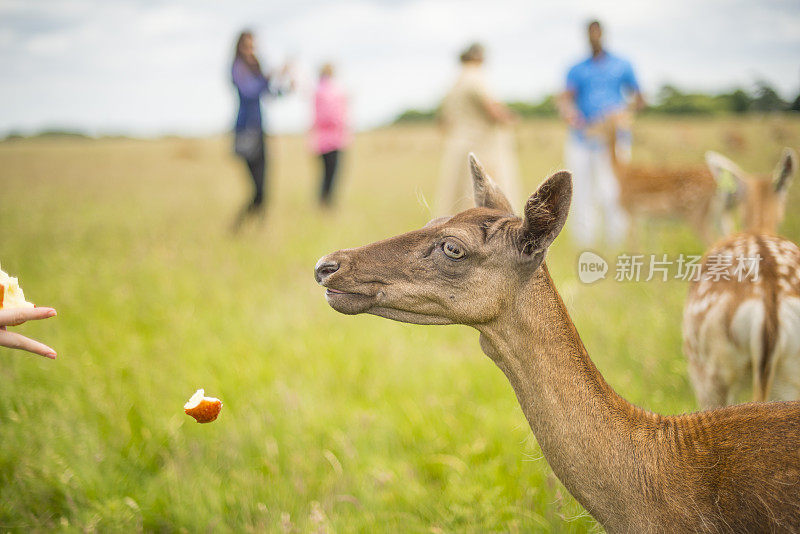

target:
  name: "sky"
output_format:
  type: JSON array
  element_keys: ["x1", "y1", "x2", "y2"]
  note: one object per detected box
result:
[{"x1": 0, "y1": 0, "x2": 799, "y2": 137}]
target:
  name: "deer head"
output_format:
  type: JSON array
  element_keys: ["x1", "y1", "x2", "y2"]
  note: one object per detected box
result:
[
  {"x1": 314, "y1": 155, "x2": 572, "y2": 327},
  {"x1": 705, "y1": 147, "x2": 797, "y2": 234}
]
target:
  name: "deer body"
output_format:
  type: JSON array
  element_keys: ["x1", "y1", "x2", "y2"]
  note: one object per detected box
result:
[
  {"x1": 683, "y1": 149, "x2": 799, "y2": 407},
  {"x1": 482, "y1": 262, "x2": 800, "y2": 532},
  {"x1": 602, "y1": 122, "x2": 719, "y2": 243},
  {"x1": 315, "y1": 156, "x2": 800, "y2": 531}
]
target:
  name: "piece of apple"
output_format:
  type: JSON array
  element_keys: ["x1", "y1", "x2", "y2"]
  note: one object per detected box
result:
[
  {"x1": 0, "y1": 264, "x2": 34, "y2": 310},
  {"x1": 184, "y1": 389, "x2": 222, "y2": 423}
]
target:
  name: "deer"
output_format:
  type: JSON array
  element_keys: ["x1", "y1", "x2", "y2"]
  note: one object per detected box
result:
[
  {"x1": 592, "y1": 114, "x2": 726, "y2": 245},
  {"x1": 314, "y1": 155, "x2": 800, "y2": 532},
  {"x1": 683, "y1": 147, "x2": 800, "y2": 408}
]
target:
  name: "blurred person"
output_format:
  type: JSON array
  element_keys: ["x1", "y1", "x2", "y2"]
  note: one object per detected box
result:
[
  {"x1": 437, "y1": 43, "x2": 520, "y2": 215},
  {"x1": 230, "y1": 30, "x2": 292, "y2": 231},
  {"x1": 557, "y1": 20, "x2": 645, "y2": 247},
  {"x1": 310, "y1": 63, "x2": 350, "y2": 207},
  {"x1": 0, "y1": 307, "x2": 57, "y2": 359}
]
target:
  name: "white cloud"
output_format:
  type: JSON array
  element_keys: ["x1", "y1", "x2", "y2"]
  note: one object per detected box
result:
[{"x1": 0, "y1": 0, "x2": 798, "y2": 136}]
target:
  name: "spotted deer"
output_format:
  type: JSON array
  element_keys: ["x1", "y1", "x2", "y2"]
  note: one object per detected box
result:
[
  {"x1": 597, "y1": 116, "x2": 722, "y2": 244},
  {"x1": 683, "y1": 148, "x2": 799, "y2": 408},
  {"x1": 315, "y1": 155, "x2": 800, "y2": 532}
]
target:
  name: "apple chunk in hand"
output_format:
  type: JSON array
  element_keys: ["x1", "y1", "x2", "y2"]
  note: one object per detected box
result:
[
  {"x1": 0, "y1": 265, "x2": 34, "y2": 310},
  {"x1": 184, "y1": 389, "x2": 222, "y2": 423},
  {"x1": 0, "y1": 264, "x2": 56, "y2": 359}
]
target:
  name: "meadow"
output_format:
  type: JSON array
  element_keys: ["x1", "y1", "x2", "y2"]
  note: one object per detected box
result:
[{"x1": 1, "y1": 116, "x2": 799, "y2": 532}]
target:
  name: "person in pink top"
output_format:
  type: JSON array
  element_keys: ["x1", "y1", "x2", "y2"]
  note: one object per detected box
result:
[{"x1": 311, "y1": 63, "x2": 350, "y2": 206}]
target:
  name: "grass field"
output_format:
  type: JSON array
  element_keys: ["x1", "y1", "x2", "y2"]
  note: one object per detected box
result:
[{"x1": 1, "y1": 116, "x2": 799, "y2": 532}]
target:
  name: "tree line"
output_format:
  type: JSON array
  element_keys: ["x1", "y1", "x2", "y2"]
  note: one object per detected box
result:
[{"x1": 394, "y1": 80, "x2": 800, "y2": 124}]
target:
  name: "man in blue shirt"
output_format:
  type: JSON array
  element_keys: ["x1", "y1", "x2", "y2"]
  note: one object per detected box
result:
[{"x1": 558, "y1": 20, "x2": 645, "y2": 247}]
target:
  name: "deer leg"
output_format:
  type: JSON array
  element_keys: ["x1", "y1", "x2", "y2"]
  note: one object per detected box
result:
[
  {"x1": 626, "y1": 213, "x2": 640, "y2": 252},
  {"x1": 687, "y1": 318, "x2": 746, "y2": 408},
  {"x1": 688, "y1": 204, "x2": 714, "y2": 246},
  {"x1": 766, "y1": 298, "x2": 800, "y2": 401},
  {"x1": 767, "y1": 352, "x2": 800, "y2": 401},
  {"x1": 688, "y1": 358, "x2": 731, "y2": 409}
]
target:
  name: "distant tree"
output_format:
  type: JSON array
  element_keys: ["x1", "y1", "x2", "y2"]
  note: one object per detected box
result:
[
  {"x1": 708, "y1": 88, "x2": 751, "y2": 114},
  {"x1": 34, "y1": 129, "x2": 90, "y2": 139},
  {"x1": 390, "y1": 79, "x2": 793, "y2": 124},
  {"x1": 650, "y1": 84, "x2": 718, "y2": 114},
  {"x1": 750, "y1": 81, "x2": 787, "y2": 112},
  {"x1": 791, "y1": 91, "x2": 800, "y2": 112},
  {"x1": 727, "y1": 89, "x2": 752, "y2": 114},
  {"x1": 2, "y1": 130, "x2": 24, "y2": 141},
  {"x1": 507, "y1": 95, "x2": 557, "y2": 117},
  {"x1": 393, "y1": 108, "x2": 437, "y2": 124},
  {"x1": 653, "y1": 85, "x2": 682, "y2": 111}
]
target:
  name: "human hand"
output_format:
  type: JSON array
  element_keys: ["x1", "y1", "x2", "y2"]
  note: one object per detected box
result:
[
  {"x1": 0, "y1": 307, "x2": 57, "y2": 359},
  {"x1": 281, "y1": 62, "x2": 297, "y2": 93},
  {"x1": 564, "y1": 109, "x2": 585, "y2": 129}
]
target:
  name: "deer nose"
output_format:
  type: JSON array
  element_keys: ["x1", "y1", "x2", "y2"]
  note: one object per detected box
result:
[{"x1": 314, "y1": 257, "x2": 340, "y2": 285}]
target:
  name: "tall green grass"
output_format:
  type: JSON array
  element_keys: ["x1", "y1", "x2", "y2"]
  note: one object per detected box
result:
[{"x1": 0, "y1": 117, "x2": 798, "y2": 532}]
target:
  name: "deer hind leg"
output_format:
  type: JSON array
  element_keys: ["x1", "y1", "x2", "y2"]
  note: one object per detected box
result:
[
  {"x1": 688, "y1": 205, "x2": 714, "y2": 246},
  {"x1": 685, "y1": 300, "x2": 749, "y2": 408},
  {"x1": 728, "y1": 298, "x2": 774, "y2": 402},
  {"x1": 768, "y1": 351, "x2": 800, "y2": 401},
  {"x1": 765, "y1": 296, "x2": 800, "y2": 401},
  {"x1": 687, "y1": 358, "x2": 728, "y2": 409},
  {"x1": 687, "y1": 343, "x2": 746, "y2": 408}
]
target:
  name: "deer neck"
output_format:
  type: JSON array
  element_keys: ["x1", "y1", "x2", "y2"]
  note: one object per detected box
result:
[
  {"x1": 744, "y1": 180, "x2": 780, "y2": 234},
  {"x1": 476, "y1": 262, "x2": 651, "y2": 524},
  {"x1": 605, "y1": 127, "x2": 624, "y2": 176}
]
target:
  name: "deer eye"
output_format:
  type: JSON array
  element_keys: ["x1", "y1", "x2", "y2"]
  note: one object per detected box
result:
[{"x1": 442, "y1": 240, "x2": 465, "y2": 260}]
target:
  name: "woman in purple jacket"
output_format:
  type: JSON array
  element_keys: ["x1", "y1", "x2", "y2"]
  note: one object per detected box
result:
[{"x1": 231, "y1": 30, "x2": 288, "y2": 230}]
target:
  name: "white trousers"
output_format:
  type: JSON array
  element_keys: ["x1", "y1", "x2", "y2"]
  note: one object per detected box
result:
[{"x1": 565, "y1": 135, "x2": 629, "y2": 248}]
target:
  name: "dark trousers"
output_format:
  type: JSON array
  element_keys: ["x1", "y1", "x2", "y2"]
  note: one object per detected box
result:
[
  {"x1": 242, "y1": 134, "x2": 266, "y2": 211},
  {"x1": 231, "y1": 133, "x2": 267, "y2": 232},
  {"x1": 320, "y1": 150, "x2": 340, "y2": 204}
]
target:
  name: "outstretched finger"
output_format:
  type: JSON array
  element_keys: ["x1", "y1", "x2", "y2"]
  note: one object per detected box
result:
[
  {"x1": 0, "y1": 307, "x2": 57, "y2": 327},
  {"x1": 0, "y1": 328, "x2": 57, "y2": 359}
]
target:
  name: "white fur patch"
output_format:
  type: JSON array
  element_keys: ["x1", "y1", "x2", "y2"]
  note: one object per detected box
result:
[
  {"x1": 768, "y1": 296, "x2": 800, "y2": 400},
  {"x1": 729, "y1": 298, "x2": 765, "y2": 352},
  {"x1": 683, "y1": 234, "x2": 800, "y2": 405}
]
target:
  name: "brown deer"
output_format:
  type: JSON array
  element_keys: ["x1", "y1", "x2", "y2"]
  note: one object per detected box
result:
[
  {"x1": 315, "y1": 155, "x2": 800, "y2": 532},
  {"x1": 683, "y1": 148, "x2": 799, "y2": 408},
  {"x1": 596, "y1": 116, "x2": 721, "y2": 244}
]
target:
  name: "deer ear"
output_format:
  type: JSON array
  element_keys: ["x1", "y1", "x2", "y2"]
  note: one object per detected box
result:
[
  {"x1": 705, "y1": 151, "x2": 748, "y2": 189},
  {"x1": 773, "y1": 147, "x2": 797, "y2": 194},
  {"x1": 520, "y1": 171, "x2": 572, "y2": 257},
  {"x1": 469, "y1": 153, "x2": 514, "y2": 214}
]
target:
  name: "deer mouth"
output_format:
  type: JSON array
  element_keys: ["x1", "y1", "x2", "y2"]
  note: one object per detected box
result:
[
  {"x1": 324, "y1": 288, "x2": 454, "y2": 325},
  {"x1": 367, "y1": 307, "x2": 454, "y2": 325},
  {"x1": 326, "y1": 294, "x2": 453, "y2": 325},
  {"x1": 324, "y1": 288, "x2": 381, "y2": 315}
]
